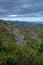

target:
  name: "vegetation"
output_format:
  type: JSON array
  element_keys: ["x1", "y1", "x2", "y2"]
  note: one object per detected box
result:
[{"x1": 0, "y1": 20, "x2": 43, "y2": 65}]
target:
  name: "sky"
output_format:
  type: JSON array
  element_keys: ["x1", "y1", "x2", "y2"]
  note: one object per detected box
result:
[{"x1": 0, "y1": 0, "x2": 43, "y2": 22}]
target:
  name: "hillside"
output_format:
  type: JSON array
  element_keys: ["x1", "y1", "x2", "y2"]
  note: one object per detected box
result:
[{"x1": 0, "y1": 20, "x2": 43, "y2": 65}]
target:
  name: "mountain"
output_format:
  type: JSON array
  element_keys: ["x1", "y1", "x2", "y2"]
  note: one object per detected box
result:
[
  {"x1": 0, "y1": 20, "x2": 43, "y2": 65},
  {"x1": 7, "y1": 20, "x2": 43, "y2": 25}
]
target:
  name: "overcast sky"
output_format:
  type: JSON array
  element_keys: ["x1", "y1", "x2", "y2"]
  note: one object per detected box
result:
[{"x1": 0, "y1": 0, "x2": 43, "y2": 22}]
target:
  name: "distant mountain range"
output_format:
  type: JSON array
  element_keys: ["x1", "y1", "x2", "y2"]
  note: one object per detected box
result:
[{"x1": 6, "y1": 21, "x2": 43, "y2": 25}]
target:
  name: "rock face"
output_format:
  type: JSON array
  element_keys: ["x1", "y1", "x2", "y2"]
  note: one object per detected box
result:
[
  {"x1": 17, "y1": 35, "x2": 24, "y2": 45},
  {"x1": 12, "y1": 28, "x2": 24, "y2": 45}
]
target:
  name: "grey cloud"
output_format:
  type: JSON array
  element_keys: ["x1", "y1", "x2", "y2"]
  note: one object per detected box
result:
[{"x1": 0, "y1": 0, "x2": 43, "y2": 17}]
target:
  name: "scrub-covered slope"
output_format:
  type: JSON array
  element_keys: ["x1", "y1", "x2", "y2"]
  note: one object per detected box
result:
[{"x1": 0, "y1": 20, "x2": 43, "y2": 65}]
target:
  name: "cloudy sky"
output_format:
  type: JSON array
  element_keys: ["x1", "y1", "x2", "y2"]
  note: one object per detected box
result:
[{"x1": 0, "y1": 0, "x2": 43, "y2": 22}]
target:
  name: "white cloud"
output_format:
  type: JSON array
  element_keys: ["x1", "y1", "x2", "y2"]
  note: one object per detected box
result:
[
  {"x1": 0, "y1": 16, "x2": 43, "y2": 22},
  {"x1": 8, "y1": 15, "x2": 23, "y2": 17}
]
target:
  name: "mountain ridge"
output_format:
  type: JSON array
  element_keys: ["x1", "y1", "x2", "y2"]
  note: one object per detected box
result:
[{"x1": 6, "y1": 20, "x2": 43, "y2": 25}]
